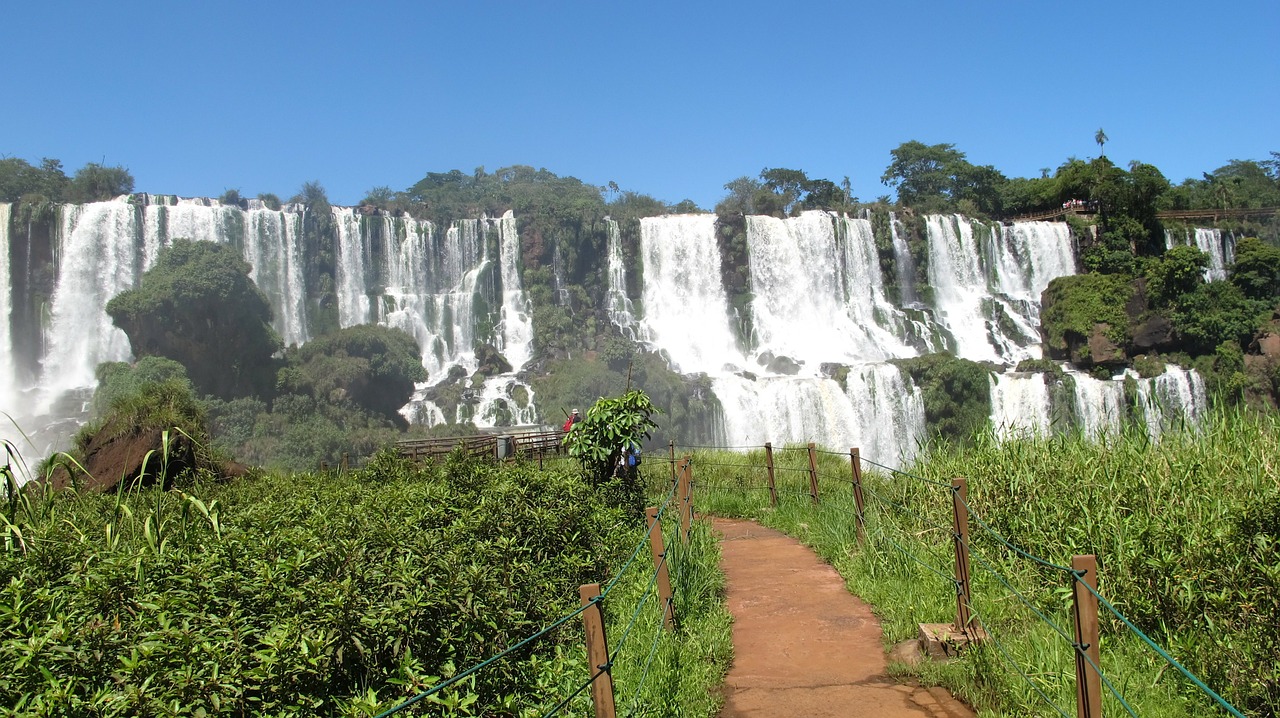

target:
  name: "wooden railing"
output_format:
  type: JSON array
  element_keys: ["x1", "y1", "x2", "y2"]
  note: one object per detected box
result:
[{"x1": 395, "y1": 428, "x2": 567, "y2": 463}]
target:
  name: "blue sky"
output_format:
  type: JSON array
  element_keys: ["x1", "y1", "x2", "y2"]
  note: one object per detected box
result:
[{"x1": 2, "y1": 0, "x2": 1276, "y2": 210}]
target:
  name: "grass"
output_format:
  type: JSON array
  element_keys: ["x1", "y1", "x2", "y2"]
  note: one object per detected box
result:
[
  {"x1": 683, "y1": 413, "x2": 1277, "y2": 717},
  {"x1": 1, "y1": 440, "x2": 732, "y2": 717}
]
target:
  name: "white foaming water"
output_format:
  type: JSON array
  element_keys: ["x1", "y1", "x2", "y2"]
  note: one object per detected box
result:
[
  {"x1": 0, "y1": 204, "x2": 13, "y2": 411},
  {"x1": 1136, "y1": 365, "x2": 1208, "y2": 437},
  {"x1": 1070, "y1": 370, "x2": 1128, "y2": 439},
  {"x1": 605, "y1": 218, "x2": 640, "y2": 338},
  {"x1": 638, "y1": 215, "x2": 744, "y2": 373},
  {"x1": 496, "y1": 211, "x2": 533, "y2": 373},
  {"x1": 241, "y1": 206, "x2": 309, "y2": 347},
  {"x1": 925, "y1": 216, "x2": 1075, "y2": 365},
  {"x1": 713, "y1": 363, "x2": 924, "y2": 463},
  {"x1": 1164, "y1": 227, "x2": 1233, "y2": 281},
  {"x1": 889, "y1": 213, "x2": 919, "y2": 305},
  {"x1": 990, "y1": 372, "x2": 1052, "y2": 439},
  {"x1": 37, "y1": 201, "x2": 140, "y2": 412},
  {"x1": 747, "y1": 212, "x2": 913, "y2": 363},
  {"x1": 333, "y1": 207, "x2": 371, "y2": 327}
]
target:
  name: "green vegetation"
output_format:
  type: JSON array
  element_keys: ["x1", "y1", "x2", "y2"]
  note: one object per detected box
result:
[
  {"x1": 0, "y1": 157, "x2": 133, "y2": 203},
  {"x1": 277, "y1": 324, "x2": 427, "y2": 425},
  {"x1": 890, "y1": 354, "x2": 993, "y2": 445},
  {"x1": 1040, "y1": 273, "x2": 1134, "y2": 357},
  {"x1": 1, "y1": 442, "x2": 731, "y2": 717},
  {"x1": 690, "y1": 409, "x2": 1277, "y2": 714},
  {"x1": 563, "y1": 389, "x2": 658, "y2": 518},
  {"x1": 106, "y1": 239, "x2": 282, "y2": 400}
]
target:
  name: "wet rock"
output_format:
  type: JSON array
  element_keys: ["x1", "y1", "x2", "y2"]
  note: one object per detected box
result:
[{"x1": 767, "y1": 355, "x2": 802, "y2": 375}]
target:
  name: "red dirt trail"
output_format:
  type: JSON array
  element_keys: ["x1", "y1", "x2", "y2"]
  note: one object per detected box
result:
[{"x1": 713, "y1": 518, "x2": 974, "y2": 718}]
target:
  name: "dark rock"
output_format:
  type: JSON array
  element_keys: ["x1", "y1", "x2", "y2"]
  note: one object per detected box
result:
[
  {"x1": 474, "y1": 343, "x2": 513, "y2": 377},
  {"x1": 756, "y1": 351, "x2": 774, "y2": 367},
  {"x1": 766, "y1": 355, "x2": 802, "y2": 375},
  {"x1": 47, "y1": 421, "x2": 197, "y2": 492},
  {"x1": 1084, "y1": 323, "x2": 1126, "y2": 366},
  {"x1": 1131, "y1": 314, "x2": 1176, "y2": 351}
]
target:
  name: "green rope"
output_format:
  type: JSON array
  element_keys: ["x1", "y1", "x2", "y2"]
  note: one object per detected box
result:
[
  {"x1": 372, "y1": 600, "x2": 592, "y2": 717},
  {"x1": 539, "y1": 664, "x2": 607, "y2": 718},
  {"x1": 1074, "y1": 574, "x2": 1247, "y2": 718},
  {"x1": 611, "y1": 551, "x2": 668, "y2": 661},
  {"x1": 969, "y1": 612, "x2": 1073, "y2": 718},
  {"x1": 1074, "y1": 641, "x2": 1140, "y2": 718},
  {"x1": 873, "y1": 527, "x2": 959, "y2": 588},
  {"x1": 860, "y1": 456, "x2": 953, "y2": 488},
  {"x1": 967, "y1": 544, "x2": 1074, "y2": 643},
  {"x1": 624, "y1": 598, "x2": 672, "y2": 718}
]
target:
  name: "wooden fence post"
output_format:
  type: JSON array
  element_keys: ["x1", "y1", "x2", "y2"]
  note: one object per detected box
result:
[
  {"x1": 950, "y1": 478, "x2": 974, "y2": 633},
  {"x1": 850, "y1": 448, "x2": 866, "y2": 545},
  {"x1": 764, "y1": 442, "x2": 778, "y2": 507},
  {"x1": 806, "y1": 442, "x2": 820, "y2": 505},
  {"x1": 1072, "y1": 554, "x2": 1102, "y2": 718},
  {"x1": 678, "y1": 457, "x2": 693, "y2": 542},
  {"x1": 340, "y1": 452, "x2": 349, "y2": 472},
  {"x1": 579, "y1": 583, "x2": 617, "y2": 718},
  {"x1": 646, "y1": 507, "x2": 676, "y2": 630}
]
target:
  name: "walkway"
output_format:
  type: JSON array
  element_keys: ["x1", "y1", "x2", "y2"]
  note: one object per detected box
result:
[{"x1": 713, "y1": 518, "x2": 974, "y2": 718}]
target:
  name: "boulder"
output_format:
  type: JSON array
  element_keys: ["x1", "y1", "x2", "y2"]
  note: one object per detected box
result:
[
  {"x1": 1084, "y1": 323, "x2": 1127, "y2": 366},
  {"x1": 46, "y1": 422, "x2": 197, "y2": 492},
  {"x1": 1131, "y1": 315, "x2": 1176, "y2": 352},
  {"x1": 766, "y1": 355, "x2": 802, "y2": 375}
]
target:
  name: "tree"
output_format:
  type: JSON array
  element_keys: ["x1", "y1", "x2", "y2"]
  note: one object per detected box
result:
[
  {"x1": 67, "y1": 162, "x2": 134, "y2": 202},
  {"x1": 880, "y1": 141, "x2": 1001, "y2": 212},
  {"x1": 106, "y1": 239, "x2": 282, "y2": 400},
  {"x1": 0, "y1": 156, "x2": 68, "y2": 202},
  {"x1": 562, "y1": 389, "x2": 659, "y2": 518},
  {"x1": 1095, "y1": 128, "x2": 1109, "y2": 158},
  {"x1": 1230, "y1": 237, "x2": 1280, "y2": 300},
  {"x1": 277, "y1": 324, "x2": 426, "y2": 425},
  {"x1": 717, "y1": 175, "x2": 762, "y2": 215},
  {"x1": 1144, "y1": 245, "x2": 1208, "y2": 308}
]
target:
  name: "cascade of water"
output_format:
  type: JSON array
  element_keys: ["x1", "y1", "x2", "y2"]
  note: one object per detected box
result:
[
  {"x1": 241, "y1": 205, "x2": 309, "y2": 347},
  {"x1": 712, "y1": 363, "x2": 924, "y2": 463},
  {"x1": 889, "y1": 212, "x2": 919, "y2": 305},
  {"x1": 0, "y1": 204, "x2": 14, "y2": 411},
  {"x1": 605, "y1": 218, "x2": 640, "y2": 338},
  {"x1": 1136, "y1": 365, "x2": 1208, "y2": 437},
  {"x1": 496, "y1": 211, "x2": 534, "y2": 373},
  {"x1": 1069, "y1": 370, "x2": 1128, "y2": 438},
  {"x1": 37, "y1": 201, "x2": 140, "y2": 412},
  {"x1": 1164, "y1": 227, "x2": 1232, "y2": 281},
  {"x1": 638, "y1": 215, "x2": 744, "y2": 373},
  {"x1": 746, "y1": 212, "x2": 913, "y2": 364},
  {"x1": 925, "y1": 214, "x2": 1000, "y2": 361},
  {"x1": 333, "y1": 207, "x2": 371, "y2": 327},
  {"x1": 990, "y1": 372, "x2": 1052, "y2": 439}
]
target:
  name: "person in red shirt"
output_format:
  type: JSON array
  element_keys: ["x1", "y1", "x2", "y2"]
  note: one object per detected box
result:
[{"x1": 562, "y1": 409, "x2": 581, "y2": 432}]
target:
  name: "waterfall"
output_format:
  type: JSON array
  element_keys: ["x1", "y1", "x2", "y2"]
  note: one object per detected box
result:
[
  {"x1": 606, "y1": 218, "x2": 640, "y2": 338},
  {"x1": 1070, "y1": 370, "x2": 1128, "y2": 438},
  {"x1": 889, "y1": 213, "x2": 919, "y2": 305},
  {"x1": 990, "y1": 372, "x2": 1052, "y2": 439},
  {"x1": 241, "y1": 206, "x2": 309, "y2": 348},
  {"x1": 746, "y1": 212, "x2": 913, "y2": 364},
  {"x1": 1164, "y1": 227, "x2": 1233, "y2": 281},
  {"x1": 0, "y1": 204, "x2": 14, "y2": 413},
  {"x1": 37, "y1": 201, "x2": 141, "y2": 412},
  {"x1": 1136, "y1": 365, "x2": 1208, "y2": 437},
  {"x1": 713, "y1": 363, "x2": 924, "y2": 463},
  {"x1": 496, "y1": 211, "x2": 533, "y2": 373},
  {"x1": 925, "y1": 215, "x2": 1074, "y2": 365},
  {"x1": 333, "y1": 207, "x2": 371, "y2": 327},
  {"x1": 638, "y1": 215, "x2": 744, "y2": 373}
]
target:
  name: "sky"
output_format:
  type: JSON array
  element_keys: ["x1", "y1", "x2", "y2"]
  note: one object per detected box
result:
[{"x1": 2, "y1": 0, "x2": 1276, "y2": 211}]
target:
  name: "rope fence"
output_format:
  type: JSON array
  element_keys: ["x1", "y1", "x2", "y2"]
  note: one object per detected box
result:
[{"x1": 670, "y1": 439, "x2": 1248, "y2": 718}]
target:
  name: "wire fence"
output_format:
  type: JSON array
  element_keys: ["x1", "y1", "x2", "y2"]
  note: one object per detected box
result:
[
  {"x1": 373, "y1": 470, "x2": 687, "y2": 718},
  {"x1": 670, "y1": 439, "x2": 1249, "y2": 718}
]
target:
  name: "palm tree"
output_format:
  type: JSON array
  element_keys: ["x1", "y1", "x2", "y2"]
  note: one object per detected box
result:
[{"x1": 1095, "y1": 128, "x2": 1108, "y2": 158}]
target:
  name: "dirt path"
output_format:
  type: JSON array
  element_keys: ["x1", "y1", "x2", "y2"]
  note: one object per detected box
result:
[{"x1": 713, "y1": 518, "x2": 974, "y2": 718}]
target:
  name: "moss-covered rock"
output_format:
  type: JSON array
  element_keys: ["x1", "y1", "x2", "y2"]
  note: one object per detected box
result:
[
  {"x1": 1040, "y1": 273, "x2": 1135, "y2": 365},
  {"x1": 891, "y1": 353, "x2": 994, "y2": 446}
]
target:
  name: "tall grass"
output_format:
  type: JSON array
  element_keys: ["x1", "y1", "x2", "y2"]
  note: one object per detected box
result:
[{"x1": 687, "y1": 410, "x2": 1278, "y2": 716}]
